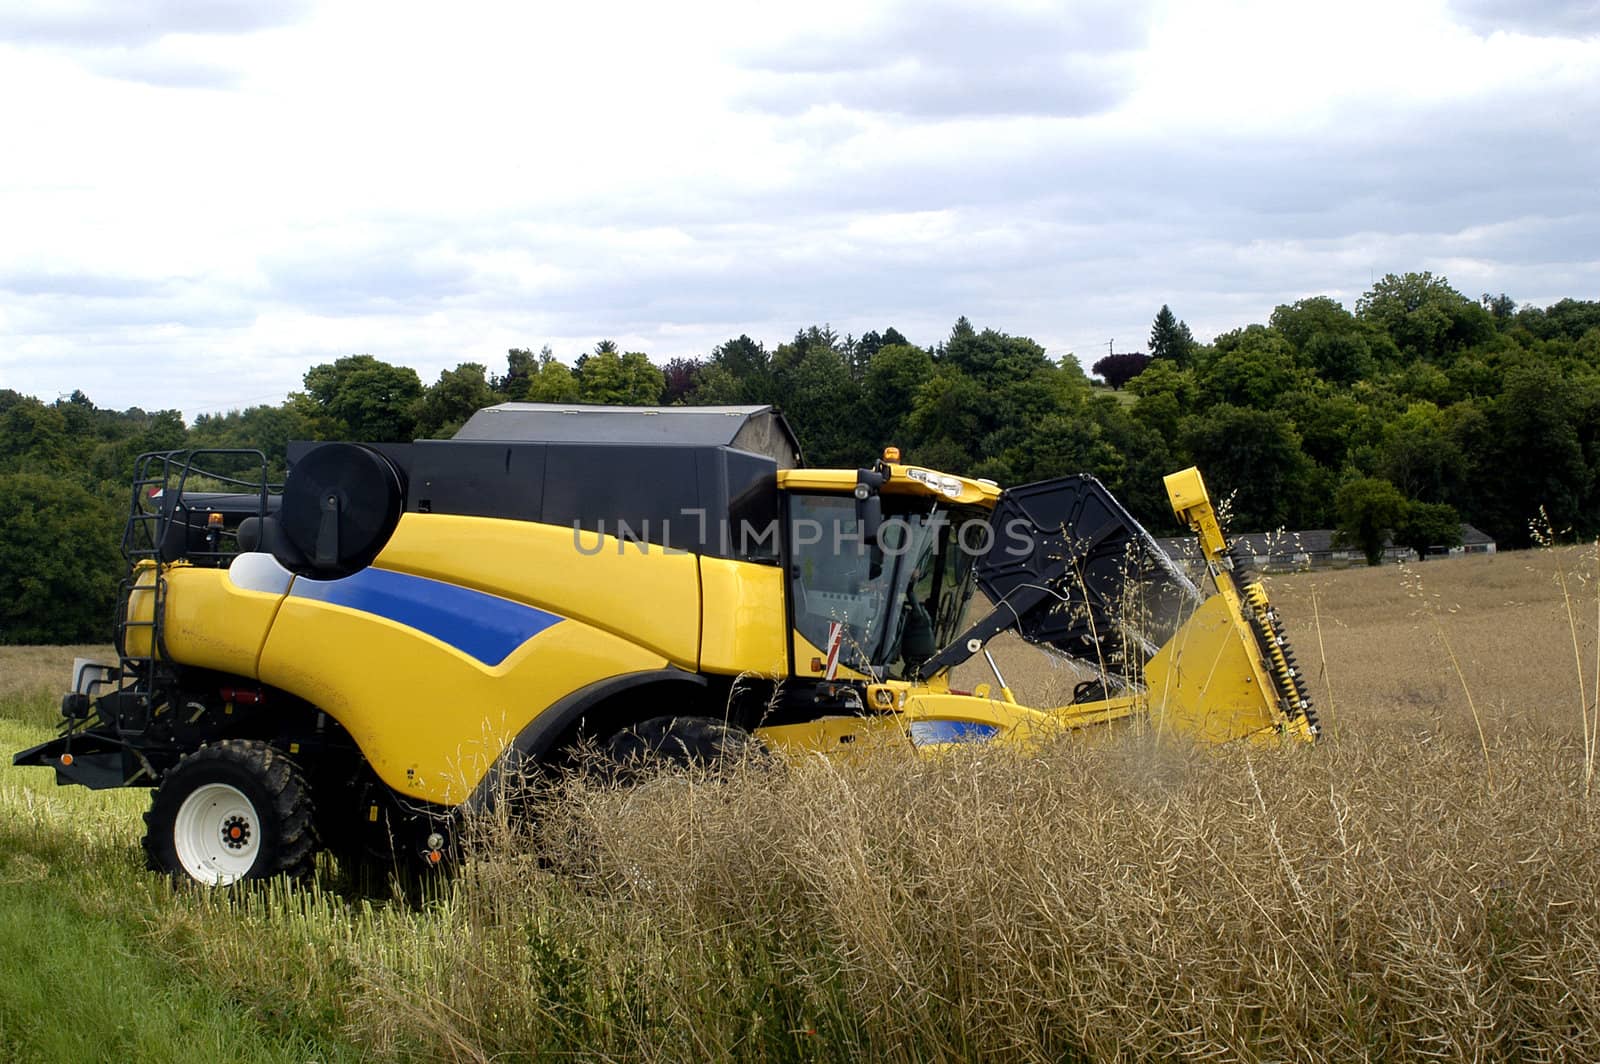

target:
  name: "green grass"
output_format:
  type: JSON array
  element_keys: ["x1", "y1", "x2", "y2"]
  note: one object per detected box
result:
[
  {"x1": 4, "y1": 690, "x2": 63, "y2": 731},
  {"x1": 0, "y1": 713, "x2": 360, "y2": 1064}
]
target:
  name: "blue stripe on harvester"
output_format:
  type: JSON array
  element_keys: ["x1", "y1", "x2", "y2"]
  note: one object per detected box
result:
[
  {"x1": 290, "y1": 567, "x2": 562, "y2": 666},
  {"x1": 908, "y1": 720, "x2": 1001, "y2": 746}
]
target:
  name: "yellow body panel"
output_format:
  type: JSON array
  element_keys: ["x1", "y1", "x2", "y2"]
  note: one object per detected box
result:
[
  {"x1": 258, "y1": 594, "x2": 667, "y2": 805},
  {"x1": 906, "y1": 688, "x2": 1141, "y2": 742},
  {"x1": 160, "y1": 567, "x2": 288, "y2": 679},
  {"x1": 756, "y1": 681, "x2": 1146, "y2": 755},
  {"x1": 375, "y1": 513, "x2": 701, "y2": 668},
  {"x1": 1163, "y1": 467, "x2": 1226, "y2": 554},
  {"x1": 122, "y1": 562, "x2": 158, "y2": 659},
  {"x1": 777, "y1": 464, "x2": 1001, "y2": 507},
  {"x1": 756, "y1": 713, "x2": 905, "y2": 754},
  {"x1": 697, "y1": 557, "x2": 788, "y2": 675},
  {"x1": 122, "y1": 563, "x2": 285, "y2": 676},
  {"x1": 1144, "y1": 594, "x2": 1282, "y2": 743},
  {"x1": 775, "y1": 469, "x2": 852, "y2": 492}
]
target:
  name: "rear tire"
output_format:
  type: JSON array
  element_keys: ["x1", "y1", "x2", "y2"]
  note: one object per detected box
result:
[{"x1": 143, "y1": 740, "x2": 319, "y2": 885}]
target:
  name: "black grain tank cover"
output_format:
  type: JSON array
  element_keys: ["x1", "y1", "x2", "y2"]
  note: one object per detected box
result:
[
  {"x1": 975, "y1": 474, "x2": 1201, "y2": 677},
  {"x1": 286, "y1": 404, "x2": 793, "y2": 563},
  {"x1": 453, "y1": 403, "x2": 802, "y2": 468}
]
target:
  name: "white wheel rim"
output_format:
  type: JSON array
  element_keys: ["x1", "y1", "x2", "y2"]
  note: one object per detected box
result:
[{"x1": 173, "y1": 782, "x2": 261, "y2": 885}]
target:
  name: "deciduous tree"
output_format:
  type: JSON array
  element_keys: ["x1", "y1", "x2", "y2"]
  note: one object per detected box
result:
[
  {"x1": 1199, "y1": 326, "x2": 1305, "y2": 409},
  {"x1": 302, "y1": 355, "x2": 423, "y2": 442},
  {"x1": 865, "y1": 343, "x2": 935, "y2": 447},
  {"x1": 1394, "y1": 501, "x2": 1462, "y2": 558},
  {"x1": 414, "y1": 363, "x2": 496, "y2": 438},
  {"x1": 1334, "y1": 477, "x2": 1408, "y2": 566},
  {"x1": 1356, "y1": 272, "x2": 1495, "y2": 364},
  {"x1": 577, "y1": 349, "x2": 663, "y2": 406},
  {"x1": 661, "y1": 358, "x2": 703, "y2": 405},
  {"x1": 1091, "y1": 351, "x2": 1151, "y2": 390},
  {"x1": 0, "y1": 473, "x2": 123, "y2": 643},
  {"x1": 1181, "y1": 405, "x2": 1312, "y2": 530}
]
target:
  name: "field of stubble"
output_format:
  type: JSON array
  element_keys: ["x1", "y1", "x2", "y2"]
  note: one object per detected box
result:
[{"x1": 3, "y1": 548, "x2": 1599, "y2": 1063}]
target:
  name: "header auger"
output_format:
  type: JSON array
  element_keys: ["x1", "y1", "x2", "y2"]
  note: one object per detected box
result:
[{"x1": 16, "y1": 403, "x2": 1313, "y2": 884}]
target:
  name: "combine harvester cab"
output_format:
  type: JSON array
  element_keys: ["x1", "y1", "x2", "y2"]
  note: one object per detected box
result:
[{"x1": 14, "y1": 404, "x2": 1314, "y2": 885}]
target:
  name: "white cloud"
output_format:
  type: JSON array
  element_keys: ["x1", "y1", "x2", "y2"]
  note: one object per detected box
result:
[
  {"x1": 0, "y1": 0, "x2": 1596, "y2": 420},
  {"x1": 0, "y1": 1, "x2": 313, "y2": 47},
  {"x1": 1449, "y1": 0, "x2": 1600, "y2": 38},
  {"x1": 736, "y1": 0, "x2": 1151, "y2": 118}
]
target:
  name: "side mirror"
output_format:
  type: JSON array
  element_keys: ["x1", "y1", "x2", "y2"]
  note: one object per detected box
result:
[
  {"x1": 854, "y1": 468, "x2": 887, "y2": 549},
  {"x1": 856, "y1": 493, "x2": 882, "y2": 548}
]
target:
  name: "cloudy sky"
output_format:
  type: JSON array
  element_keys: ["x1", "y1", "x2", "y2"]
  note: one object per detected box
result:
[{"x1": 2, "y1": 0, "x2": 1597, "y2": 419}]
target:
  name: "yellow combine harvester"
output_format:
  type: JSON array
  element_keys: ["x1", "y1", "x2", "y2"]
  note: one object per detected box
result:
[{"x1": 15, "y1": 404, "x2": 1315, "y2": 884}]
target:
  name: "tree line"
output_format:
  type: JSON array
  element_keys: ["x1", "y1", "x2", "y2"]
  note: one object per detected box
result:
[{"x1": 3, "y1": 271, "x2": 1599, "y2": 641}]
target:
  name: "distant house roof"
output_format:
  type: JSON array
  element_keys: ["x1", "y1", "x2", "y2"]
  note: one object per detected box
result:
[
  {"x1": 452, "y1": 403, "x2": 803, "y2": 467},
  {"x1": 1156, "y1": 523, "x2": 1496, "y2": 565}
]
